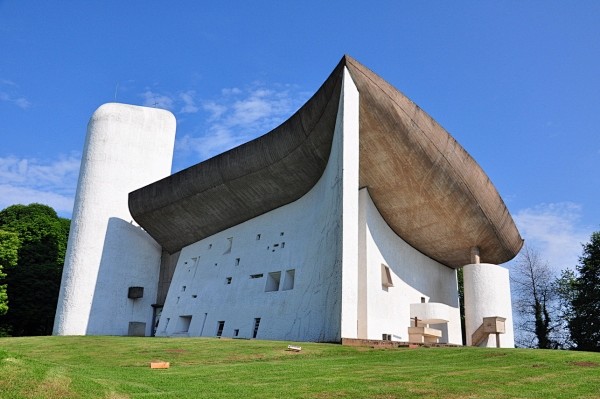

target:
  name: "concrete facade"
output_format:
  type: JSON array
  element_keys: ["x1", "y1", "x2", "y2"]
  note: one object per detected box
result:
[{"x1": 54, "y1": 57, "x2": 522, "y2": 347}]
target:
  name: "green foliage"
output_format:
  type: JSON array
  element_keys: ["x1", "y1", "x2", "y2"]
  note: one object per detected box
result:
[
  {"x1": 0, "y1": 204, "x2": 70, "y2": 336},
  {"x1": 568, "y1": 231, "x2": 600, "y2": 351},
  {"x1": 0, "y1": 230, "x2": 20, "y2": 316},
  {"x1": 1, "y1": 336, "x2": 600, "y2": 398}
]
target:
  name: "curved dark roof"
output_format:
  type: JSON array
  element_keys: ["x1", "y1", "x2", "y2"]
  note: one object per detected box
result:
[{"x1": 129, "y1": 56, "x2": 523, "y2": 267}]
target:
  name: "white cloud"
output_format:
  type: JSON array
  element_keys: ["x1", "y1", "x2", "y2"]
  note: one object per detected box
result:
[
  {"x1": 175, "y1": 83, "x2": 305, "y2": 163},
  {"x1": 0, "y1": 79, "x2": 31, "y2": 109},
  {"x1": 0, "y1": 154, "x2": 80, "y2": 216},
  {"x1": 179, "y1": 90, "x2": 199, "y2": 114},
  {"x1": 140, "y1": 90, "x2": 175, "y2": 110},
  {"x1": 512, "y1": 202, "x2": 593, "y2": 272}
]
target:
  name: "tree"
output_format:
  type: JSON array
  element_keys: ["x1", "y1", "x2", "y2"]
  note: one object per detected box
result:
[
  {"x1": 511, "y1": 245, "x2": 561, "y2": 348},
  {"x1": 0, "y1": 204, "x2": 70, "y2": 336},
  {"x1": 567, "y1": 231, "x2": 600, "y2": 351},
  {"x1": 0, "y1": 230, "x2": 20, "y2": 316}
]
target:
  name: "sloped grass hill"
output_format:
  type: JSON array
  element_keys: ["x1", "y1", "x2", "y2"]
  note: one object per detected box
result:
[{"x1": 1, "y1": 336, "x2": 599, "y2": 398}]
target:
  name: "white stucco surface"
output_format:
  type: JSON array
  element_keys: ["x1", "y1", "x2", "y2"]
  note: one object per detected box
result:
[
  {"x1": 357, "y1": 188, "x2": 462, "y2": 344},
  {"x1": 155, "y1": 71, "x2": 359, "y2": 342},
  {"x1": 463, "y1": 263, "x2": 515, "y2": 347},
  {"x1": 53, "y1": 103, "x2": 175, "y2": 336}
]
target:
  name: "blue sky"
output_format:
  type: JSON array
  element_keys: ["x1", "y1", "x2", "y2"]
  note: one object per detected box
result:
[{"x1": 1, "y1": 1, "x2": 599, "y2": 272}]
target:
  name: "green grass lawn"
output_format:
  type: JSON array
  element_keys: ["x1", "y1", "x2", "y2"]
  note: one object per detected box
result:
[{"x1": 1, "y1": 336, "x2": 599, "y2": 398}]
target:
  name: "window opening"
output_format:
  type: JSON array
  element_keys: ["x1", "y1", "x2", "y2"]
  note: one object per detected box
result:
[
  {"x1": 282, "y1": 269, "x2": 295, "y2": 291},
  {"x1": 192, "y1": 294, "x2": 197, "y2": 298},
  {"x1": 280, "y1": 232, "x2": 284, "y2": 236},
  {"x1": 421, "y1": 297, "x2": 426, "y2": 303},
  {"x1": 181, "y1": 285, "x2": 186, "y2": 292},
  {"x1": 235, "y1": 258, "x2": 240, "y2": 266},
  {"x1": 250, "y1": 273, "x2": 263, "y2": 279},
  {"x1": 381, "y1": 264, "x2": 394, "y2": 288},
  {"x1": 178, "y1": 315, "x2": 192, "y2": 333},
  {"x1": 216, "y1": 321, "x2": 225, "y2": 337},
  {"x1": 234, "y1": 329, "x2": 239, "y2": 337},
  {"x1": 226, "y1": 277, "x2": 232, "y2": 285},
  {"x1": 281, "y1": 242, "x2": 285, "y2": 248},
  {"x1": 223, "y1": 237, "x2": 233, "y2": 254},
  {"x1": 208, "y1": 243, "x2": 212, "y2": 249},
  {"x1": 252, "y1": 318, "x2": 261, "y2": 338},
  {"x1": 256, "y1": 234, "x2": 261, "y2": 240},
  {"x1": 265, "y1": 271, "x2": 281, "y2": 292}
]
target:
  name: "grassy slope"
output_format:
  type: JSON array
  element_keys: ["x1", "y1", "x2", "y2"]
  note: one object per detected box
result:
[{"x1": 1, "y1": 336, "x2": 599, "y2": 399}]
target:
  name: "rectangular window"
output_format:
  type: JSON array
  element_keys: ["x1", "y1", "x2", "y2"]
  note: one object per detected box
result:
[
  {"x1": 234, "y1": 329, "x2": 239, "y2": 337},
  {"x1": 265, "y1": 271, "x2": 281, "y2": 292},
  {"x1": 225, "y1": 277, "x2": 232, "y2": 285},
  {"x1": 282, "y1": 269, "x2": 295, "y2": 291},
  {"x1": 178, "y1": 315, "x2": 192, "y2": 333},
  {"x1": 235, "y1": 258, "x2": 240, "y2": 266},
  {"x1": 252, "y1": 318, "x2": 261, "y2": 339},
  {"x1": 216, "y1": 321, "x2": 225, "y2": 337},
  {"x1": 381, "y1": 264, "x2": 394, "y2": 288},
  {"x1": 250, "y1": 273, "x2": 263, "y2": 279}
]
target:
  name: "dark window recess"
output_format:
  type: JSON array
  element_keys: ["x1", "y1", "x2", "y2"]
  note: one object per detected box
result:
[
  {"x1": 282, "y1": 269, "x2": 295, "y2": 291},
  {"x1": 235, "y1": 258, "x2": 240, "y2": 266},
  {"x1": 253, "y1": 318, "x2": 261, "y2": 338},
  {"x1": 216, "y1": 321, "x2": 225, "y2": 337},
  {"x1": 256, "y1": 234, "x2": 261, "y2": 240},
  {"x1": 265, "y1": 271, "x2": 281, "y2": 292},
  {"x1": 224, "y1": 237, "x2": 233, "y2": 254},
  {"x1": 128, "y1": 286, "x2": 144, "y2": 299},
  {"x1": 281, "y1": 242, "x2": 285, "y2": 248},
  {"x1": 382, "y1": 333, "x2": 392, "y2": 341},
  {"x1": 381, "y1": 264, "x2": 394, "y2": 288},
  {"x1": 179, "y1": 316, "x2": 192, "y2": 333},
  {"x1": 234, "y1": 329, "x2": 239, "y2": 337},
  {"x1": 280, "y1": 232, "x2": 284, "y2": 236},
  {"x1": 226, "y1": 277, "x2": 232, "y2": 285},
  {"x1": 250, "y1": 274, "x2": 263, "y2": 279}
]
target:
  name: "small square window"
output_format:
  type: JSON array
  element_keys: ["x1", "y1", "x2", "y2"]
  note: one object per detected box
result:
[
  {"x1": 226, "y1": 277, "x2": 232, "y2": 285},
  {"x1": 265, "y1": 271, "x2": 281, "y2": 292}
]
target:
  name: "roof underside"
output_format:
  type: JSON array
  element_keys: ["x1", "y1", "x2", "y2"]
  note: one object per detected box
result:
[{"x1": 129, "y1": 56, "x2": 523, "y2": 268}]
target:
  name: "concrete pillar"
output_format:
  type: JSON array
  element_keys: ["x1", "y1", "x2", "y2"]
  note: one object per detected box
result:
[{"x1": 463, "y1": 263, "x2": 514, "y2": 348}]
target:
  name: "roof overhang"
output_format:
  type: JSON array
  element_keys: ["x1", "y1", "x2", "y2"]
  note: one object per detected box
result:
[{"x1": 129, "y1": 55, "x2": 523, "y2": 267}]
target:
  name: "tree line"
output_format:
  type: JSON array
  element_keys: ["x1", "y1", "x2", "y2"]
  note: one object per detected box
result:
[
  {"x1": 0, "y1": 203, "x2": 69, "y2": 336},
  {"x1": 512, "y1": 232, "x2": 600, "y2": 351}
]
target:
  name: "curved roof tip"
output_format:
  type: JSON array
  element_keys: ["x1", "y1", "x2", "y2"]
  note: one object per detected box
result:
[{"x1": 129, "y1": 56, "x2": 523, "y2": 268}]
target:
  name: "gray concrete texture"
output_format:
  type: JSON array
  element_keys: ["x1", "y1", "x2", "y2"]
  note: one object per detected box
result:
[{"x1": 128, "y1": 55, "x2": 523, "y2": 268}]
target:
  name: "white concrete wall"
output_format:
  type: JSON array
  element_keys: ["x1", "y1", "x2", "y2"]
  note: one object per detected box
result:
[
  {"x1": 53, "y1": 103, "x2": 175, "y2": 336},
  {"x1": 357, "y1": 188, "x2": 462, "y2": 344},
  {"x1": 339, "y1": 68, "x2": 360, "y2": 339},
  {"x1": 155, "y1": 71, "x2": 361, "y2": 342},
  {"x1": 463, "y1": 263, "x2": 515, "y2": 347}
]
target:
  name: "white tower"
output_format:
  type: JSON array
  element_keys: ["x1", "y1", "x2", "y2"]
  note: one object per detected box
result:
[{"x1": 53, "y1": 103, "x2": 176, "y2": 336}]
